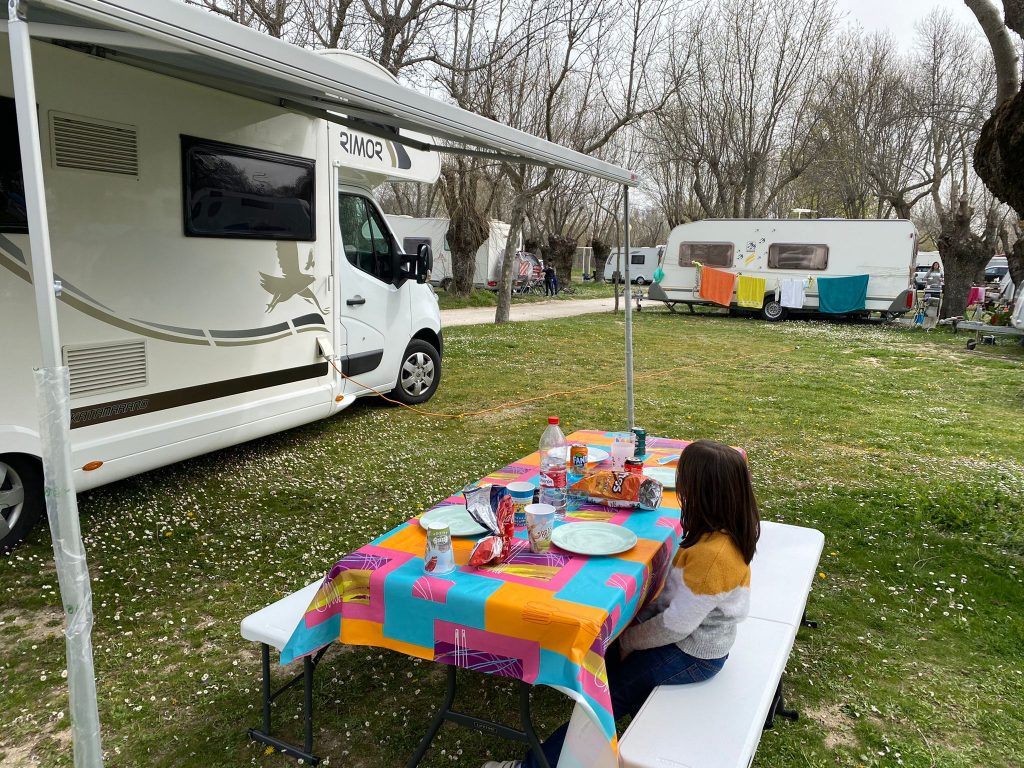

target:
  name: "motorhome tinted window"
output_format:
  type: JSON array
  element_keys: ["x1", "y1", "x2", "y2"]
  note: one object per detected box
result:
[
  {"x1": 0, "y1": 97, "x2": 28, "y2": 234},
  {"x1": 182, "y1": 136, "x2": 314, "y2": 240},
  {"x1": 630, "y1": 253, "x2": 645, "y2": 265},
  {"x1": 339, "y1": 194, "x2": 395, "y2": 283},
  {"x1": 678, "y1": 242, "x2": 733, "y2": 267},
  {"x1": 768, "y1": 243, "x2": 828, "y2": 270}
]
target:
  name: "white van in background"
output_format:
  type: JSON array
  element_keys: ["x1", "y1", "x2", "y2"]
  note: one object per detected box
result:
[
  {"x1": 649, "y1": 219, "x2": 916, "y2": 320},
  {"x1": 604, "y1": 246, "x2": 665, "y2": 284},
  {"x1": 386, "y1": 215, "x2": 515, "y2": 289},
  {"x1": 0, "y1": 44, "x2": 443, "y2": 549}
]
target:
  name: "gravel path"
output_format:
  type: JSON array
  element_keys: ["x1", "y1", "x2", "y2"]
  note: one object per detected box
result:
[{"x1": 440, "y1": 297, "x2": 624, "y2": 327}]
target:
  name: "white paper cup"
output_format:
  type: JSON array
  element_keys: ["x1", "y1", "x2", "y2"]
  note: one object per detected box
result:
[
  {"x1": 525, "y1": 503, "x2": 555, "y2": 553},
  {"x1": 506, "y1": 482, "x2": 535, "y2": 526}
]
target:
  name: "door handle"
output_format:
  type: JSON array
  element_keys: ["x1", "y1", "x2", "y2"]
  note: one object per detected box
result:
[{"x1": 346, "y1": 295, "x2": 366, "y2": 306}]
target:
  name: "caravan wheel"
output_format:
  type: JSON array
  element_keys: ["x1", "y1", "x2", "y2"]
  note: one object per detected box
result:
[
  {"x1": 391, "y1": 340, "x2": 441, "y2": 405},
  {"x1": 0, "y1": 456, "x2": 43, "y2": 552},
  {"x1": 761, "y1": 298, "x2": 788, "y2": 322}
]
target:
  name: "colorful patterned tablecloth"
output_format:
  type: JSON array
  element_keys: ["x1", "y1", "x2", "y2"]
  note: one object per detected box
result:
[{"x1": 281, "y1": 430, "x2": 691, "y2": 750}]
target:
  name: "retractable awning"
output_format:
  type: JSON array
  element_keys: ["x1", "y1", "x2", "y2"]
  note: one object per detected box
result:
[
  {"x1": 3, "y1": 2, "x2": 638, "y2": 765},
  {"x1": 2, "y1": 0, "x2": 638, "y2": 185}
]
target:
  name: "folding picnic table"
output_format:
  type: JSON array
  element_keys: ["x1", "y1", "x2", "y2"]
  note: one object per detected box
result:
[{"x1": 281, "y1": 430, "x2": 689, "y2": 767}]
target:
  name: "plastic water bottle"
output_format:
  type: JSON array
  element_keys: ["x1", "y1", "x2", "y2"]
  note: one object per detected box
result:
[{"x1": 538, "y1": 416, "x2": 568, "y2": 515}]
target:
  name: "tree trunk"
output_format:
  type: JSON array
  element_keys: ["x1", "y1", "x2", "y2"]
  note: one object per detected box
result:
[
  {"x1": 494, "y1": 203, "x2": 526, "y2": 324},
  {"x1": 974, "y1": 87, "x2": 1024, "y2": 219},
  {"x1": 1009, "y1": 238, "x2": 1024, "y2": 300},
  {"x1": 936, "y1": 199, "x2": 992, "y2": 318}
]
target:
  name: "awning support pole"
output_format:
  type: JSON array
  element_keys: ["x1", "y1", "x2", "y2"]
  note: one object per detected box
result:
[
  {"x1": 623, "y1": 184, "x2": 634, "y2": 431},
  {"x1": 8, "y1": 3, "x2": 104, "y2": 766}
]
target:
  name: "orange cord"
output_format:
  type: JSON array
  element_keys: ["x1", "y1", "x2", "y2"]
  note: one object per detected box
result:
[{"x1": 326, "y1": 355, "x2": 766, "y2": 420}]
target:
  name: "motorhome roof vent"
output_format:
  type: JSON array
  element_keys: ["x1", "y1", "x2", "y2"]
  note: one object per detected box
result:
[
  {"x1": 50, "y1": 112, "x2": 139, "y2": 177},
  {"x1": 64, "y1": 340, "x2": 148, "y2": 399}
]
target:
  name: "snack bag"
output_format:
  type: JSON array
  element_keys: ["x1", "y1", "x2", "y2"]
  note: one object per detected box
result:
[
  {"x1": 465, "y1": 485, "x2": 515, "y2": 566},
  {"x1": 569, "y1": 470, "x2": 663, "y2": 510}
]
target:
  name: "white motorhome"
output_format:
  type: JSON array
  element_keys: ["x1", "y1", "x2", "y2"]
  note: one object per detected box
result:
[
  {"x1": 0, "y1": 44, "x2": 445, "y2": 549},
  {"x1": 386, "y1": 215, "x2": 513, "y2": 289},
  {"x1": 649, "y1": 219, "x2": 916, "y2": 320},
  {"x1": 604, "y1": 246, "x2": 664, "y2": 284}
]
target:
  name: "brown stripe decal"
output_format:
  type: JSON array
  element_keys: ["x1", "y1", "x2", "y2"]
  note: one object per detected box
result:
[{"x1": 70, "y1": 362, "x2": 329, "y2": 429}]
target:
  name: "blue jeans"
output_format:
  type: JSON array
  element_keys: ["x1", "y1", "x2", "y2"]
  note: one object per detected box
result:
[{"x1": 522, "y1": 642, "x2": 726, "y2": 768}]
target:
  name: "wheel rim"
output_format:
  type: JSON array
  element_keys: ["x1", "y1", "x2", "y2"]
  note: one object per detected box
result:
[
  {"x1": 764, "y1": 301, "x2": 783, "y2": 320},
  {"x1": 401, "y1": 351, "x2": 435, "y2": 397},
  {"x1": 0, "y1": 461, "x2": 26, "y2": 541}
]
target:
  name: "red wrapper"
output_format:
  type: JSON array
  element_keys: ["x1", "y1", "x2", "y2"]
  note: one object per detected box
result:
[
  {"x1": 467, "y1": 487, "x2": 516, "y2": 567},
  {"x1": 469, "y1": 535, "x2": 505, "y2": 566}
]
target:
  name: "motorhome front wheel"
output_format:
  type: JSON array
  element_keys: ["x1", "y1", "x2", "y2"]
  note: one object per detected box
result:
[
  {"x1": 392, "y1": 340, "x2": 441, "y2": 405},
  {"x1": 0, "y1": 456, "x2": 44, "y2": 552}
]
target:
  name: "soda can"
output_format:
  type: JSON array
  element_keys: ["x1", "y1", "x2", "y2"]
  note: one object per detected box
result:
[
  {"x1": 625, "y1": 457, "x2": 644, "y2": 476},
  {"x1": 424, "y1": 522, "x2": 456, "y2": 575},
  {"x1": 569, "y1": 444, "x2": 588, "y2": 476},
  {"x1": 631, "y1": 427, "x2": 646, "y2": 458}
]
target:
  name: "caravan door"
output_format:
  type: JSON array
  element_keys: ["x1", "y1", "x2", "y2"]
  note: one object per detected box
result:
[{"x1": 336, "y1": 187, "x2": 409, "y2": 394}]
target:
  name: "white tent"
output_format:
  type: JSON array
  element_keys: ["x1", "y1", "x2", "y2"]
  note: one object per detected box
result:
[{"x1": 2, "y1": 1, "x2": 639, "y2": 764}]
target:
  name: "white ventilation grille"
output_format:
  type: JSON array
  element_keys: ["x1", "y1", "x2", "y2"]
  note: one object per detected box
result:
[
  {"x1": 50, "y1": 112, "x2": 139, "y2": 177},
  {"x1": 64, "y1": 340, "x2": 148, "y2": 399}
]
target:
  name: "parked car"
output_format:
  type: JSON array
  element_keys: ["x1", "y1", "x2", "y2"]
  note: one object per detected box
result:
[{"x1": 985, "y1": 256, "x2": 1009, "y2": 283}]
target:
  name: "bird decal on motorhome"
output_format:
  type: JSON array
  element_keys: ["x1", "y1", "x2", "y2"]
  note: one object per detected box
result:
[{"x1": 259, "y1": 242, "x2": 327, "y2": 314}]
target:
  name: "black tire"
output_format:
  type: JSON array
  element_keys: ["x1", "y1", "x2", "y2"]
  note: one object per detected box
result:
[
  {"x1": 390, "y1": 339, "x2": 441, "y2": 405},
  {"x1": 761, "y1": 297, "x2": 788, "y2": 322},
  {"x1": 0, "y1": 455, "x2": 44, "y2": 552},
  {"x1": 634, "y1": 276, "x2": 647, "y2": 286}
]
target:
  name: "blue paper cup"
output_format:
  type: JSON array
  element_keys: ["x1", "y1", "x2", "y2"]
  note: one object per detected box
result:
[{"x1": 506, "y1": 482, "x2": 535, "y2": 527}]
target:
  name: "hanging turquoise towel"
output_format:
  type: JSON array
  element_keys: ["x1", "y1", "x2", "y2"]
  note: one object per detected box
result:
[
  {"x1": 817, "y1": 275, "x2": 869, "y2": 314},
  {"x1": 653, "y1": 266, "x2": 665, "y2": 283}
]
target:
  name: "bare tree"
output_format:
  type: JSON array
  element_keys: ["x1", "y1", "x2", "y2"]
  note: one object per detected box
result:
[
  {"x1": 966, "y1": 0, "x2": 1024, "y2": 297},
  {"x1": 650, "y1": 0, "x2": 839, "y2": 220}
]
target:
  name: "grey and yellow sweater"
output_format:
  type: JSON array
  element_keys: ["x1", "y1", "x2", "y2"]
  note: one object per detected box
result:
[{"x1": 619, "y1": 531, "x2": 751, "y2": 660}]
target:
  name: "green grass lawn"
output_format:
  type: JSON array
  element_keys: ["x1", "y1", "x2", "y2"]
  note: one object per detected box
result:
[
  {"x1": 2, "y1": 313, "x2": 1022, "y2": 768},
  {"x1": 434, "y1": 279, "x2": 618, "y2": 310}
]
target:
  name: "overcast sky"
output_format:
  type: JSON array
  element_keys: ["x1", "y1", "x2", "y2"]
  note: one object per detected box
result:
[{"x1": 835, "y1": 0, "x2": 980, "y2": 50}]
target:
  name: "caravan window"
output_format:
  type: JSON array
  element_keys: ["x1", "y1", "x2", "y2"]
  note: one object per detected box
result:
[
  {"x1": 630, "y1": 252, "x2": 645, "y2": 265},
  {"x1": 0, "y1": 97, "x2": 28, "y2": 234},
  {"x1": 182, "y1": 136, "x2": 315, "y2": 240},
  {"x1": 768, "y1": 243, "x2": 828, "y2": 270},
  {"x1": 339, "y1": 193, "x2": 396, "y2": 283},
  {"x1": 678, "y1": 242, "x2": 733, "y2": 268}
]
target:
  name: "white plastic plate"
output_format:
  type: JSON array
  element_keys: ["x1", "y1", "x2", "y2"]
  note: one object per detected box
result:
[
  {"x1": 643, "y1": 466, "x2": 676, "y2": 489},
  {"x1": 551, "y1": 522, "x2": 638, "y2": 556},
  {"x1": 420, "y1": 505, "x2": 486, "y2": 537}
]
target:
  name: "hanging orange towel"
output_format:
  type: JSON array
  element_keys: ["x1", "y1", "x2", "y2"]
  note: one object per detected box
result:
[{"x1": 699, "y1": 266, "x2": 737, "y2": 306}]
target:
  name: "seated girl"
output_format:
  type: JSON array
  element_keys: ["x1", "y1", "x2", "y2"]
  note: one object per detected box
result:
[{"x1": 483, "y1": 439, "x2": 761, "y2": 768}]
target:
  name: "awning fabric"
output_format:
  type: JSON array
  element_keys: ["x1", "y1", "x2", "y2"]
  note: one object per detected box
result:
[{"x1": 3, "y1": 0, "x2": 638, "y2": 186}]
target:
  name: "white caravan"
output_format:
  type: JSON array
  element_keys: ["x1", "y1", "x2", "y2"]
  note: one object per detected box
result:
[
  {"x1": 604, "y1": 246, "x2": 664, "y2": 284},
  {"x1": 649, "y1": 219, "x2": 917, "y2": 320},
  {"x1": 386, "y1": 215, "x2": 513, "y2": 289},
  {"x1": 0, "y1": 43, "x2": 445, "y2": 549}
]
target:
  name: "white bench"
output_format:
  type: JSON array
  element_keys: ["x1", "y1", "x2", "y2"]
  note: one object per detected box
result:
[
  {"x1": 619, "y1": 522, "x2": 824, "y2": 768},
  {"x1": 241, "y1": 580, "x2": 323, "y2": 764}
]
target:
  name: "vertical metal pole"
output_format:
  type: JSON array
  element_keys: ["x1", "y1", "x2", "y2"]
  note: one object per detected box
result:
[
  {"x1": 623, "y1": 185, "x2": 634, "y2": 430},
  {"x1": 8, "y1": 4, "x2": 104, "y2": 766}
]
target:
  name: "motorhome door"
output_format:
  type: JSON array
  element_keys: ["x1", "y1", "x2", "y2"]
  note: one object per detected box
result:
[{"x1": 336, "y1": 188, "x2": 410, "y2": 394}]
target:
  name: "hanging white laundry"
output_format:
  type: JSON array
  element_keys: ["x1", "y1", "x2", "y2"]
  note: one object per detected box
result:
[{"x1": 780, "y1": 278, "x2": 806, "y2": 309}]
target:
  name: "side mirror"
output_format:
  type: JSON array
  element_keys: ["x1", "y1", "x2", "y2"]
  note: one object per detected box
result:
[{"x1": 415, "y1": 243, "x2": 433, "y2": 284}]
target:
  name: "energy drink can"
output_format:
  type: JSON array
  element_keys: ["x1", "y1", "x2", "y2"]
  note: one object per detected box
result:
[
  {"x1": 631, "y1": 427, "x2": 646, "y2": 458},
  {"x1": 424, "y1": 522, "x2": 455, "y2": 575}
]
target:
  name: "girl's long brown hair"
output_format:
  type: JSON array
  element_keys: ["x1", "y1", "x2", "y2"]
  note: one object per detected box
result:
[{"x1": 675, "y1": 440, "x2": 760, "y2": 564}]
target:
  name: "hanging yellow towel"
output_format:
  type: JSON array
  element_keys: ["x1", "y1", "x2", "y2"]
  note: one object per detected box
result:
[{"x1": 737, "y1": 275, "x2": 766, "y2": 308}]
